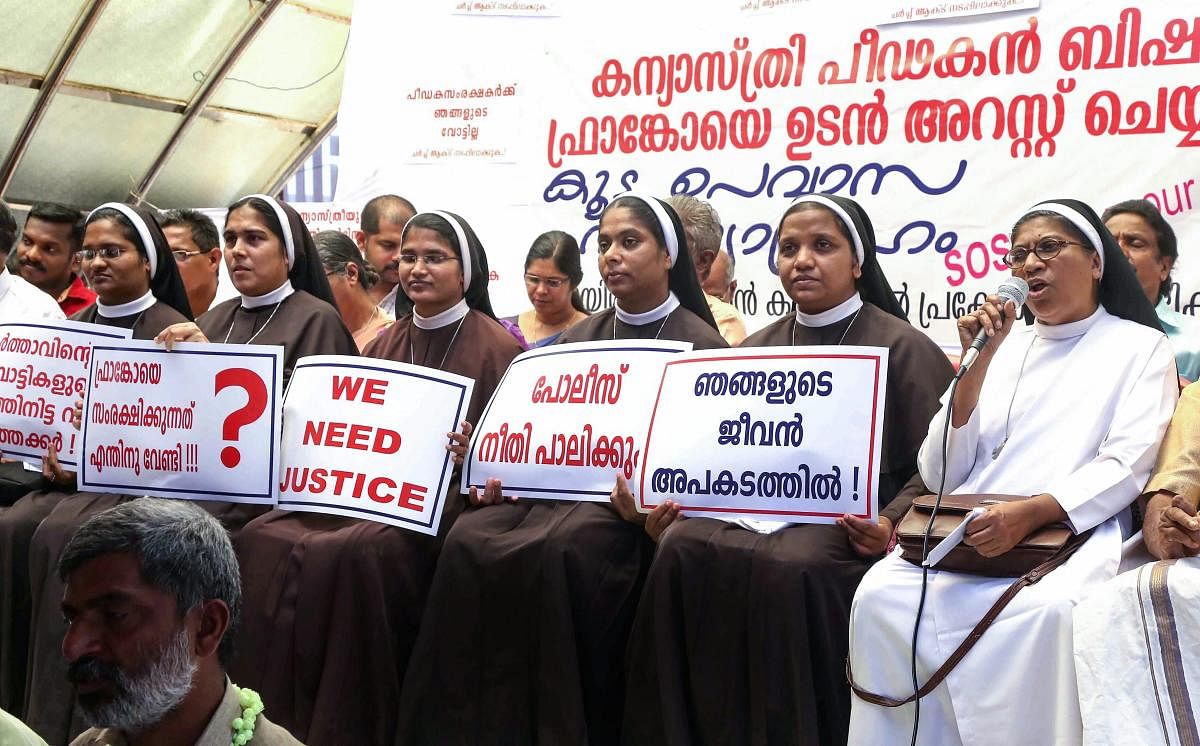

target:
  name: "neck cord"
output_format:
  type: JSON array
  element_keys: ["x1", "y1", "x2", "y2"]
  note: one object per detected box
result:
[
  {"x1": 990, "y1": 334, "x2": 1038, "y2": 460},
  {"x1": 223, "y1": 302, "x2": 282, "y2": 345},
  {"x1": 409, "y1": 314, "x2": 467, "y2": 370},
  {"x1": 612, "y1": 308, "x2": 674, "y2": 340},
  {"x1": 791, "y1": 307, "x2": 862, "y2": 346}
]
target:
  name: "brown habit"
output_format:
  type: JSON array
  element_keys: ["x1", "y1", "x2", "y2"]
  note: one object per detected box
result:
[
  {"x1": 622, "y1": 302, "x2": 954, "y2": 746},
  {"x1": 229, "y1": 310, "x2": 522, "y2": 746},
  {"x1": 396, "y1": 305, "x2": 728, "y2": 746},
  {"x1": 17, "y1": 292, "x2": 354, "y2": 744},
  {"x1": 0, "y1": 301, "x2": 187, "y2": 723}
]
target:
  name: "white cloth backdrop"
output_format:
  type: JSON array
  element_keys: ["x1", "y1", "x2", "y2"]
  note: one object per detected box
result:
[{"x1": 331, "y1": 0, "x2": 1200, "y2": 346}]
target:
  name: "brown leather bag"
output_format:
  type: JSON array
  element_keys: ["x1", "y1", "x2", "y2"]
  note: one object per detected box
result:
[
  {"x1": 849, "y1": 492, "x2": 1092, "y2": 707},
  {"x1": 895, "y1": 493, "x2": 1075, "y2": 577}
]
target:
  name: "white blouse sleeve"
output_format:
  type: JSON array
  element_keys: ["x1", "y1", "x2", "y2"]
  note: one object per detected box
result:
[
  {"x1": 1046, "y1": 336, "x2": 1179, "y2": 532},
  {"x1": 917, "y1": 380, "x2": 980, "y2": 494}
]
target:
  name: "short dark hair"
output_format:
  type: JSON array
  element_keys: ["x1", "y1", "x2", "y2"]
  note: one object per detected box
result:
[
  {"x1": 0, "y1": 200, "x2": 16, "y2": 255},
  {"x1": 161, "y1": 209, "x2": 220, "y2": 252},
  {"x1": 28, "y1": 202, "x2": 85, "y2": 249},
  {"x1": 1102, "y1": 199, "x2": 1178, "y2": 300},
  {"x1": 361, "y1": 195, "x2": 416, "y2": 235},
  {"x1": 59, "y1": 498, "x2": 242, "y2": 667}
]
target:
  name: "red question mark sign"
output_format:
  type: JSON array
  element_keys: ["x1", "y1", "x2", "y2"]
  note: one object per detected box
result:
[{"x1": 214, "y1": 368, "x2": 268, "y2": 469}]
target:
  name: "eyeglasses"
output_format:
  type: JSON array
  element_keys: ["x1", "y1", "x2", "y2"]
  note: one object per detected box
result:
[
  {"x1": 80, "y1": 246, "x2": 132, "y2": 261},
  {"x1": 1003, "y1": 238, "x2": 1088, "y2": 269},
  {"x1": 524, "y1": 274, "x2": 569, "y2": 289},
  {"x1": 172, "y1": 249, "x2": 205, "y2": 262},
  {"x1": 398, "y1": 252, "x2": 458, "y2": 267}
]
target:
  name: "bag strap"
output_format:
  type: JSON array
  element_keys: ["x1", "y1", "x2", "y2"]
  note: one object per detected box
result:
[{"x1": 847, "y1": 529, "x2": 1092, "y2": 708}]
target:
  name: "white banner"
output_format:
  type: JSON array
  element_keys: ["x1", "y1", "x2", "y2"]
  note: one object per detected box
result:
[
  {"x1": 336, "y1": 0, "x2": 1200, "y2": 347},
  {"x1": 79, "y1": 341, "x2": 283, "y2": 504},
  {"x1": 464, "y1": 339, "x2": 691, "y2": 501},
  {"x1": 278, "y1": 356, "x2": 474, "y2": 535},
  {"x1": 639, "y1": 346, "x2": 887, "y2": 523},
  {"x1": 0, "y1": 320, "x2": 132, "y2": 468}
]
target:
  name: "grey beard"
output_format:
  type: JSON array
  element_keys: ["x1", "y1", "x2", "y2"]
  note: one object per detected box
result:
[{"x1": 77, "y1": 626, "x2": 198, "y2": 734}]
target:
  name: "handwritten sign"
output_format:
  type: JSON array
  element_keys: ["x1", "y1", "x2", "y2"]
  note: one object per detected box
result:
[
  {"x1": 464, "y1": 339, "x2": 691, "y2": 501},
  {"x1": 0, "y1": 320, "x2": 133, "y2": 468},
  {"x1": 277, "y1": 356, "x2": 474, "y2": 535},
  {"x1": 79, "y1": 340, "x2": 282, "y2": 504},
  {"x1": 639, "y1": 346, "x2": 887, "y2": 524}
]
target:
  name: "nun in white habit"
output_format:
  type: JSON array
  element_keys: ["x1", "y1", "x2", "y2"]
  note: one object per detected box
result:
[{"x1": 846, "y1": 199, "x2": 1178, "y2": 745}]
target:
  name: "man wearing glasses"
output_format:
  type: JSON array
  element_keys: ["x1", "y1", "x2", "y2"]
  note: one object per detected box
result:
[{"x1": 161, "y1": 209, "x2": 221, "y2": 317}]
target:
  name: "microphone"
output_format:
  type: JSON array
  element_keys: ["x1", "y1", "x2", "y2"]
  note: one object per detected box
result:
[{"x1": 957, "y1": 277, "x2": 1029, "y2": 373}]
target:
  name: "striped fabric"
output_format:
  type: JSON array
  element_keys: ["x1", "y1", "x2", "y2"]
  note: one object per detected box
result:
[
  {"x1": 1075, "y1": 556, "x2": 1200, "y2": 746},
  {"x1": 283, "y1": 129, "x2": 339, "y2": 203}
]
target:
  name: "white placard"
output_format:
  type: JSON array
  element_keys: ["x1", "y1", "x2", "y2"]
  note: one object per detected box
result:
[
  {"x1": 0, "y1": 320, "x2": 132, "y2": 468},
  {"x1": 878, "y1": 0, "x2": 1040, "y2": 25},
  {"x1": 464, "y1": 339, "x2": 692, "y2": 501},
  {"x1": 639, "y1": 346, "x2": 888, "y2": 523},
  {"x1": 277, "y1": 356, "x2": 475, "y2": 535},
  {"x1": 79, "y1": 340, "x2": 283, "y2": 504}
]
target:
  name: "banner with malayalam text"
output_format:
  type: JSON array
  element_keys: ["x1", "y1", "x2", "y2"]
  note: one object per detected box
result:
[
  {"x1": 337, "y1": 0, "x2": 1200, "y2": 346},
  {"x1": 0, "y1": 320, "x2": 132, "y2": 468},
  {"x1": 464, "y1": 339, "x2": 691, "y2": 501},
  {"x1": 79, "y1": 341, "x2": 283, "y2": 504},
  {"x1": 278, "y1": 356, "x2": 474, "y2": 535},
  {"x1": 639, "y1": 346, "x2": 887, "y2": 523}
]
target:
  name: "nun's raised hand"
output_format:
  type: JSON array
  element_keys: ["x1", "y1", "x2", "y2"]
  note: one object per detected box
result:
[
  {"x1": 467, "y1": 478, "x2": 514, "y2": 507},
  {"x1": 839, "y1": 514, "x2": 892, "y2": 557},
  {"x1": 610, "y1": 474, "x2": 647, "y2": 526},
  {"x1": 645, "y1": 499, "x2": 682, "y2": 543},
  {"x1": 446, "y1": 421, "x2": 472, "y2": 466},
  {"x1": 955, "y1": 295, "x2": 1017, "y2": 361},
  {"x1": 155, "y1": 322, "x2": 209, "y2": 350},
  {"x1": 42, "y1": 445, "x2": 76, "y2": 489}
]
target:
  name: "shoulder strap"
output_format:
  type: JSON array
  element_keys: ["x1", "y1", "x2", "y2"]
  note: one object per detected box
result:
[{"x1": 847, "y1": 529, "x2": 1092, "y2": 708}]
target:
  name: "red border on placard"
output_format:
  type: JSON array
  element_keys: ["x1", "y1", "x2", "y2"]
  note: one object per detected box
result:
[{"x1": 638, "y1": 352, "x2": 882, "y2": 520}]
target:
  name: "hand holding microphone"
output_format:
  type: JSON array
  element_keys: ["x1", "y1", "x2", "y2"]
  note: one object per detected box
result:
[{"x1": 957, "y1": 277, "x2": 1029, "y2": 373}]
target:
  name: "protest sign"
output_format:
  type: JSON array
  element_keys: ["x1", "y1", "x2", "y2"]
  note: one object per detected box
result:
[
  {"x1": 79, "y1": 340, "x2": 283, "y2": 504},
  {"x1": 465, "y1": 339, "x2": 691, "y2": 501},
  {"x1": 277, "y1": 356, "x2": 474, "y2": 535},
  {"x1": 0, "y1": 320, "x2": 132, "y2": 468},
  {"x1": 639, "y1": 346, "x2": 887, "y2": 523}
]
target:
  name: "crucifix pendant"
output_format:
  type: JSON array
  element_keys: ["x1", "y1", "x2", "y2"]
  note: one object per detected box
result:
[{"x1": 991, "y1": 438, "x2": 1008, "y2": 460}]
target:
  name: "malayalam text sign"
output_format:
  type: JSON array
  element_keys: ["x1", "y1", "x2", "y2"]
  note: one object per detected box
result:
[
  {"x1": 79, "y1": 340, "x2": 282, "y2": 504},
  {"x1": 465, "y1": 339, "x2": 691, "y2": 501},
  {"x1": 0, "y1": 320, "x2": 132, "y2": 468},
  {"x1": 639, "y1": 346, "x2": 887, "y2": 523}
]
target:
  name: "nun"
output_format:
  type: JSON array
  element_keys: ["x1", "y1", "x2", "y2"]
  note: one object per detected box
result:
[
  {"x1": 396, "y1": 194, "x2": 727, "y2": 745},
  {"x1": 228, "y1": 211, "x2": 523, "y2": 745},
  {"x1": 621, "y1": 194, "x2": 954, "y2": 746},
  {"x1": 846, "y1": 200, "x2": 1177, "y2": 745},
  {"x1": 18, "y1": 196, "x2": 355, "y2": 744},
  {"x1": 157, "y1": 194, "x2": 358, "y2": 380},
  {"x1": 0, "y1": 202, "x2": 191, "y2": 723}
]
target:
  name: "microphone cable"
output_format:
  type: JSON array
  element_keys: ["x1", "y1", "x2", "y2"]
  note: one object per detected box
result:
[{"x1": 908, "y1": 365, "x2": 962, "y2": 745}]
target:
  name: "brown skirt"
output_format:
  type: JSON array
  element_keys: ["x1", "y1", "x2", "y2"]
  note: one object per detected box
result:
[
  {"x1": 21, "y1": 493, "x2": 267, "y2": 745},
  {"x1": 622, "y1": 519, "x2": 873, "y2": 746},
  {"x1": 229, "y1": 510, "x2": 441, "y2": 746},
  {"x1": 0, "y1": 489, "x2": 69, "y2": 716},
  {"x1": 397, "y1": 500, "x2": 652, "y2": 746}
]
